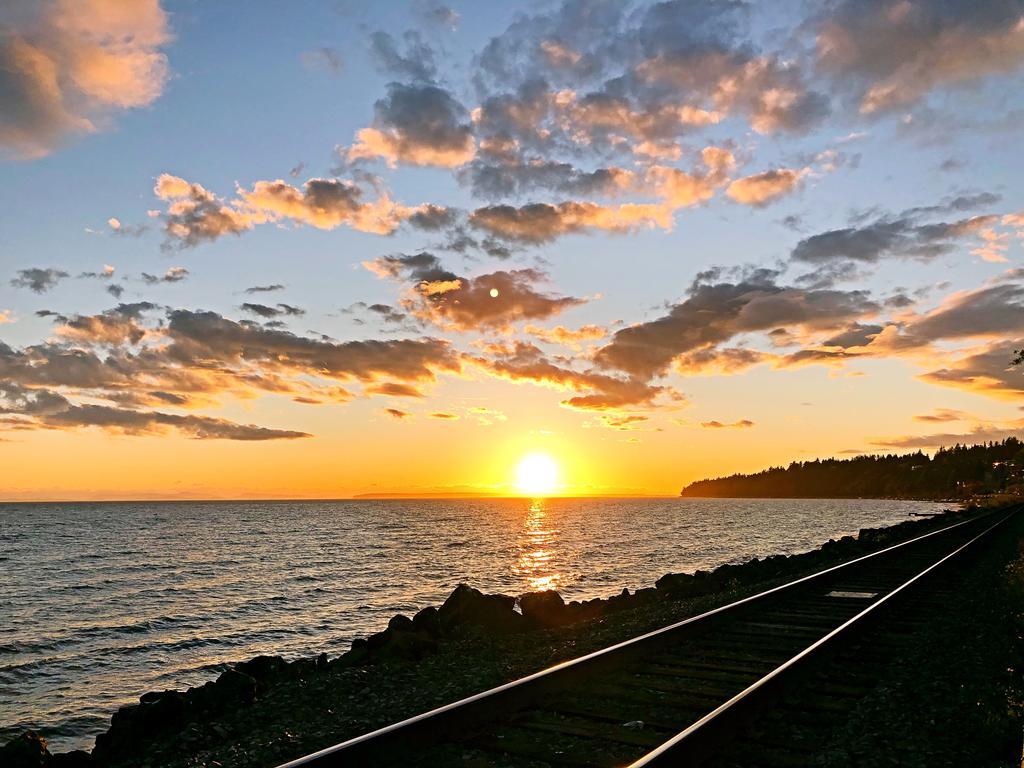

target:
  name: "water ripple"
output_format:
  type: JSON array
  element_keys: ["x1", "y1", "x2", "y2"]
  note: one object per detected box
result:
[{"x1": 0, "y1": 497, "x2": 947, "y2": 751}]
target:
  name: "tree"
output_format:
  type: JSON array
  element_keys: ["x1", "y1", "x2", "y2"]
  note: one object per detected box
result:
[{"x1": 678, "y1": 438, "x2": 1024, "y2": 499}]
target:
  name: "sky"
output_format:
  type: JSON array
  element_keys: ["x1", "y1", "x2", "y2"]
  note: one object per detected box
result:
[{"x1": 1, "y1": 0, "x2": 1023, "y2": 500}]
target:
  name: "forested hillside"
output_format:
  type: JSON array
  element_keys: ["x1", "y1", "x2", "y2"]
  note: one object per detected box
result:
[{"x1": 680, "y1": 438, "x2": 1024, "y2": 499}]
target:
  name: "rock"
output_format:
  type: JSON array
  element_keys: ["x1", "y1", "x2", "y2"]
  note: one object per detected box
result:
[
  {"x1": 605, "y1": 588, "x2": 632, "y2": 612},
  {"x1": 437, "y1": 584, "x2": 524, "y2": 634},
  {"x1": 655, "y1": 571, "x2": 703, "y2": 597},
  {"x1": 93, "y1": 690, "x2": 190, "y2": 762},
  {"x1": 566, "y1": 597, "x2": 609, "y2": 622},
  {"x1": 92, "y1": 703, "x2": 139, "y2": 759},
  {"x1": 366, "y1": 629, "x2": 393, "y2": 651},
  {"x1": 290, "y1": 657, "x2": 317, "y2": 679},
  {"x1": 0, "y1": 731, "x2": 50, "y2": 767},
  {"x1": 361, "y1": 619, "x2": 439, "y2": 661},
  {"x1": 334, "y1": 645, "x2": 368, "y2": 667},
  {"x1": 184, "y1": 681, "x2": 217, "y2": 713},
  {"x1": 412, "y1": 606, "x2": 440, "y2": 635},
  {"x1": 387, "y1": 614, "x2": 414, "y2": 632},
  {"x1": 235, "y1": 655, "x2": 286, "y2": 680},
  {"x1": 137, "y1": 690, "x2": 187, "y2": 729},
  {"x1": 214, "y1": 668, "x2": 257, "y2": 705},
  {"x1": 109, "y1": 703, "x2": 140, "y2": 731},
  {"x1": 633, "y1": 587, "x2": 658, "y2": 603},
  {"x1": 374, "y1": 630, "x2": 437, "y2": 661},
  {"x1": 519, "y1": 590, "x2": 569, "y2": 628}
]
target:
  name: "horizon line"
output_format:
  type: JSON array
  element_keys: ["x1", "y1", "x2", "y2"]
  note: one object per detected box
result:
[{"x1": 0, "y1": 492, "x2": 682, "y2": 504}]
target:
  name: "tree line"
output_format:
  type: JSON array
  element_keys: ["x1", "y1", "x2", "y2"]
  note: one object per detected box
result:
[{"x1": 680, "y1": 438, "x2": 1024, "y2": 499}]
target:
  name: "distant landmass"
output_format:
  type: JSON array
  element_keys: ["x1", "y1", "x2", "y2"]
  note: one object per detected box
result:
[
  {"x1": 680, "y1": 438, "x2": 1024, "y2": 500},
  {"x1": 352, "y1": 491, "x2": 504, "y2": 499}
]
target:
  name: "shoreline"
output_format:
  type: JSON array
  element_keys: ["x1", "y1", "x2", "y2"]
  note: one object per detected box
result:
[{"x1": 3, "y1": 502, "x2": 995, "y2": 768}]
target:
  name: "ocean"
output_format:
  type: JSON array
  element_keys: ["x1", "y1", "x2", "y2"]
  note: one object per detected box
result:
[{"x1": 0, "y1": 497, "x2": 949, "y2": 751}]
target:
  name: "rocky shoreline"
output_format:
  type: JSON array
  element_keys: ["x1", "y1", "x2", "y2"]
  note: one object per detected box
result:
[{"x1": 2, "y1": 504, "x2": 992, "y2": 768}]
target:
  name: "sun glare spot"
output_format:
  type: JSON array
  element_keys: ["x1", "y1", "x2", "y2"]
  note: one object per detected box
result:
[{"x1": 514, "y1": 452, "x2": 559, "y2": 496}]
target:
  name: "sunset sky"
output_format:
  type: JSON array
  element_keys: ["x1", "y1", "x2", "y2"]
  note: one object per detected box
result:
[{"x1": 2, "y1": 0, "x2": 1023, "y2": 500}]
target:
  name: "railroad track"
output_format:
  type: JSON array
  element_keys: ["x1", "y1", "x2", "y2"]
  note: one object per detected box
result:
[{"x1": 278, "y1": 507, "x2": 1019, "y2": 768}]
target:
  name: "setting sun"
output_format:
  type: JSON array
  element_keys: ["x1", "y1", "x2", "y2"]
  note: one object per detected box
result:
[{"x1": 514, "y1": 453, "x2": 559, "y2": 496}]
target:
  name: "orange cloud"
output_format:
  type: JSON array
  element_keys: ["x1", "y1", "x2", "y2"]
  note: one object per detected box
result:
[
  {"x1": 346, "y1": 83, "x2": 476, "y2": 168},
  {"x1": 539, "y1": 40, "x2": 582, "y2": 68},
  {"x1": 558, "y1": 92, "x2": 721, "y2": 149},
  {"x1": 636, "y1": 54, "x2": 827, "y2": 134},
  {"x1": 672, "y1": 347, "x2": 770, "y2": 375},
  {"x1": 469, "y1": 341, "x2": 678, "y2": 412},
  {"x1": 348, "y1": 126, "x2": 476, "y2": 168},
  {"x1": 870, "y1": 419, "x2": 1024, "y2": 449},
  {"x1": 470, "y1": 200, "x2": 672, "y2": 244},
  {"x1": 154, "y1": 174, "x2": 426, "y2": 245},
  {"x1": 701, "y1": 419, "x2": 755, "y2": 429},
  {"x1": 1, "y1": 306, "x2": 466, "y2": 440},
  {"x1": 0, "y1": 0, "x2": 171, "y2": 158},
  {"x1": 524, "y1": 324, "x2": 608, "y2": 349},
  {"x1": 817, "y1": 1, "x2": 1024, "y2": 114},
  {"x1": 595, "y1": 413, "x2": 650, "y2": 430},
  {"x1": 913, "y1": 408, "x2": 972, "y2": 423},
  {"x1": 918, "y1": 340, "x2": 1024, "y2": 399},
  {"x1": 239, "y1": 179, "x2": 414, "y2": 235},
  {"x1": 155, "y1": 174, "x2": 253, "y2": 246},
  {"x1": 364, "y1": 382, "x2": 425, "y2": 398},
  {"x1": 970, "y1": 226, "x2": 1010, "y2": 263},
  {"x1": 403, "y1": 269, "x2": 587, "y2": 331},
  {"x1": 726, "y1": 168, "x2": 807, "y2": 207},
  {"x1": 1003, "y1": 211, "x2": 1024, "y2": 228},
  {"x1": 465, "y1": 146, "x2": 735, "y2": 245}
]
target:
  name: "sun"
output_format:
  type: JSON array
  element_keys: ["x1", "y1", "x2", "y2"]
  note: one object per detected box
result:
[{"x1": 514, "y1": 452, "x2": 559, "y2": 496}]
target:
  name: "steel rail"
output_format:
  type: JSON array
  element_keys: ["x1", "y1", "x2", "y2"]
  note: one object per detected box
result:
[
  {"x1": 629, "y1": 508, "x2": 1017, "y2": 766},
  {"x1": 276, "y1": 508, "x2": 1005, "y2": 768}
]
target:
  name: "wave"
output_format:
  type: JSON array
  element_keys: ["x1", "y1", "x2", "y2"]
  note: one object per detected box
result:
[{"x1": 1, "y1": 496, "x2": 947, "y2": 752}]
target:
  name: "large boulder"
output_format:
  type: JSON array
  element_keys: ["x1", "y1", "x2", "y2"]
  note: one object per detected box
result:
[
  {"x1": 0, "y1": 731, "x2": 50, "y2": 768},
  {"x1": 213, "y1": 668, "x2": 258, "y2": 705},
  {"x1": 92, "y1": 705, "x2": 135, "y2": 760},
  {"x1": 234, "y1": 655, "x2": 287, "y2": 681},
  {"x1": 136, "y1": 690, "x2": 188, "y2": 730},
  {"x1": 605, "y1": 587, "x2": 633, "y2": 612},
  {"x1": 412, "y1": 606, "x2": 441, "y2": 636},
  {"x1": 565, "y1": 597, "x2": 610, "y2": 622},
  {"x1": 633, "y1": 587, "x2": 658, "y2": 603},
  {"x1": 376, "y1": 629, "x2": 438, "y2": 661},
  {"x1": 437, "y1": 584, "x2": 524, "y2": 634},
  {"x1": 387, "y1": 614, "x2": 414, "y2": 632},
  {"x1": 94, "y1": 689, "x2": 191, "y2": 762},
  {"x1": 655, "y1": 570, "x2": 714, "y2": 598},
  {"x1": 519, "y1": 590, "x2": 569, "y2": 628},
  {"x1": 361, "y1": 619, "x2": 438, "y2": 661}
]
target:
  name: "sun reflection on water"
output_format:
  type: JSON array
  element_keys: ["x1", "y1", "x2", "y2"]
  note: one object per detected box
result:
[{"x1": 514, "y1": 499, "x2": 563, "y2": 591}]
